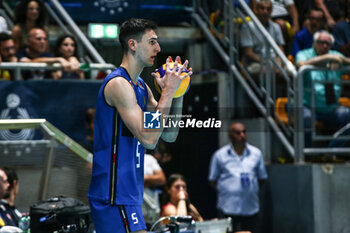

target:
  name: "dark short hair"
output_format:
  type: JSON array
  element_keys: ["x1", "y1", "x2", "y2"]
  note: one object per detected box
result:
[
  {"x1": 308, "y1": 7, "x2": 325, "y2": 19},
  {"x1": 2, "y1": 167, "x2": 18, "y2": 189},
  {"x1": 119, "y1": 18, "x2": 157, "y2": 54},
  {"x1": 0, "y1": 33, "x2": 13, "y2": 44},
  {"x1": 54, "y1": 34, "x2": 79, "y2": 57}
]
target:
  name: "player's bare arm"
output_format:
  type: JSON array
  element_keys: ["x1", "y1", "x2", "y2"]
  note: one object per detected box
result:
[{"x1": 104, "y1": 77, "x2": 162, "y2": 149}]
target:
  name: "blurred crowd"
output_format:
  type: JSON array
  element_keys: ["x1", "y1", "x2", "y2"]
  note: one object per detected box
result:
[
  {"x1": 0, "y1": 0, "x2": 85, "y2": 81},
  {"x1": 208, "y1": 0, "x2": 350, "y2": 151},
  {"x1": 209, "y1": 0, "x2": 350, "y2": 61}
]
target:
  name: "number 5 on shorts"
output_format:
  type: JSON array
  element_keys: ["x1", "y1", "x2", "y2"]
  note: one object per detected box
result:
[{"x1": 131, "y1": 213, "x2": 139, "y2": 224}]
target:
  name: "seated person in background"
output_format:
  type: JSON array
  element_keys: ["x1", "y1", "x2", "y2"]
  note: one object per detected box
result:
[
  {"x1": 332, "y1": 0, "x2": 350, "y2": 57},
  {"x1": 52, "y1": 34, "x2": 84, "y2": 80},
  {"x1": 16, "y1": 28, "x2": 77, "y2": 80},
  {"x1": 161, "y1": 174, "x2": 203, "y2": 222},
  {"x1": 79, "y1": 108, "x2": 95, "y2": 153},
  {"x1": 142, "y1": 152, "x2": 166, "y2": 222},
  {"x1": 0, "y1": 34, "x2": 17, "y2": 63},
  {"x1": 269, "y1": 0, "x2": 299, "y2": 48},
  {"x1": 210, "y1": 0, "x2": 256, "y2": 35},
  {"x1": 292, "y1": 7, "x2": 325, "y2": 57},
  {"x1": 0, "y1": 33, "x2": 17, "y2": 80},
  {"x1": 314, "y1": 0, "x2": 346, "y2": 29},
  {"x1": 296, "y1": 30, "x2": 350, "y2": 147},
  {"x1": 12, "y1": 0, "x2": 48, "y2": 51},
  {"x1": 0, "y1": 16, "x2": 9, "y2": 34},
  {"x1": 240, "y1": 0, "x2": 285, "y2": 77},
  {"x1": 152, "y1": 143, "x2": 173, "y2": 177},
  {"x1": 1, "y1": 167, "x2": 21, "y2": 227},
  {"x1": 0, "y1": 167, "x2": 14, "y2": 228}
]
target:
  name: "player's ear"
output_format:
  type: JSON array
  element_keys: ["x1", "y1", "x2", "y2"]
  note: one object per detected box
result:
[{"x1": 128, "y1": 39, "x2": 136, "y2": 52}]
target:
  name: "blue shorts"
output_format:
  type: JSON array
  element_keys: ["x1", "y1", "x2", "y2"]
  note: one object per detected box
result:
[{"x1": 89, "y1": 199, "x2": 146, "y2": 233}]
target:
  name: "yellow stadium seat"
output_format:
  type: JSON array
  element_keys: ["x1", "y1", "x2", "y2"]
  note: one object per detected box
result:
[{"x1": 275, "y1": 97, "x2": 289, "y2": 125}]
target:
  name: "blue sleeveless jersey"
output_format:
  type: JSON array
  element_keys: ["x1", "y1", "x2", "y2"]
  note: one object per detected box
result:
[{"x1": 88, "y1": 67, "x2": 148, "y2": 205}]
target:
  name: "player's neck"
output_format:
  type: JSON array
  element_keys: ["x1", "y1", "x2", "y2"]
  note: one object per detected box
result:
[{"x1": 120, "y1": 55, "x2": 143, "y2": 84}]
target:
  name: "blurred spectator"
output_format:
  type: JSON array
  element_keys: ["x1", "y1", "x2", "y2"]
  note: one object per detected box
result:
[
  {"x1": 144, "y1": 153, "x2": 166, "y2": 192},
  {"x1": 314, "y1": 0, "x2": 346, "y2": 29},
  {"x1": 142, "y1": 153, "x2": 166, "y2": 222},
  {"x1": 16, "y1": 28, "x2": 77, "y2": 80},
  {"x1": 0, "y1": 33, "x2": 17, "y2": 80},
  {"x1": 209, "y1": 122, "x2": 267, "y2": 233},
  {"x1": 332, "y1": 0, "x2": 350, "y2": 57},
  {"x1": 152, "y1": 143, "x2": 173, "y2": 177},
  {"x1": 0, "y1": 169, "x2": 9, "y2": 202},
  {"x1": 1, "y1": 167, "x2": 21, "y2": 227},
  {"x1": 296, "y1": 30, "x2": 350, "y2": 147},
  {"x1": 52, "y1": 34, "x2": 84, "y2": 80},
  {"x1": 0, "y1": 16, "x2": 8, "y2": 34},
  {"x1": 269, "y1": 0, "x2": 300, "y2": 46},
  {"x1": 0, "y1": 33, "x2": 17, "y2": 62},
  {"x1": 209, "y1": 0, "x2": 256, "y2": 37},
  {"x1": 153, "y1": 147, "x2": 172, "y2": 166},
  {"x1": 0, "y1": 167, "x2": 14, "y2": 228},
  {"x1": 240, "y1": 0, "x2": 285, "y2": 77},
  {"x1": 292, "y1": 7, "x2": 325, "y2": 57},
  {"x1": 79, "y1": 108, "x2": 95, "y2": 153},
  {"x1": 161, "y1": 174, "x2": 203, "y2": 222},
  {"x1": 12, "y1": 0, "x2": 48, "y2": 51},
  {"x1": 294, "y1": 0, "x2": 313, "y2": 27}
]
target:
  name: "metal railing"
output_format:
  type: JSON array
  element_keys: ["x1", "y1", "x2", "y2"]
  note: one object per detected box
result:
[
  {"x1": 193, "y1": 0, "x2": 350, "y2": 163},
  {"x1": 0, "y1": 62, "x2": 115, "y2": 80},
  {"x1": 0, "y1": 118, "x2": 161, "y2": 214},
  {"x1": 294, "y1": 65, "x2": 350, "y2": 162},
  {"x1": 0, "y1": 119, "x2": 92, "y2": 200},
  {"x1": 193, "y1": 0, "x2": 297, "y2": 160},
  {"x1": 47, "y1": 0, "x2": 106, "y2": 64},
  {"x1": 2, "y1": 0, "x2": 106, "y2": 66}
]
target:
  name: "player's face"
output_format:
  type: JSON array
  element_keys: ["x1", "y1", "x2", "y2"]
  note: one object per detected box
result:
[
  {"x1": 27, "y1": 1, "x2": 40, "y2": 21},
  {"x1": 59, "y1": 37, "x2": 75, "y2": 58},
  {"x1": 136, "y1": 29, "x2": 161, "y2": 67}
]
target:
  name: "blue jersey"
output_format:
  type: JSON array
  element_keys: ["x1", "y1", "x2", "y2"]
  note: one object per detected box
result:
[{"x1": 88, "y1": 67, "x2": 148, "y2": 205}]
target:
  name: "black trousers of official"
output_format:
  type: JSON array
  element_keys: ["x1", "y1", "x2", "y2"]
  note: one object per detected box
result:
[{"x1": 218, "y1": 209, "x2": 259, "y2": 233}]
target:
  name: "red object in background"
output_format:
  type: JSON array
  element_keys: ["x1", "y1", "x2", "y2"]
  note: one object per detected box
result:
[{"x1": 96, "y1": 71, "x2": 107, "y2": 80}]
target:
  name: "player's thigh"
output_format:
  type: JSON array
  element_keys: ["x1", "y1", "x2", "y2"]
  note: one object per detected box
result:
[
  {"x1": 89, "y1": 199, "x2": 146, "y2": 233},
  {"x1": 121, "y1": 205, "x2": 147, "y2": 232}
]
